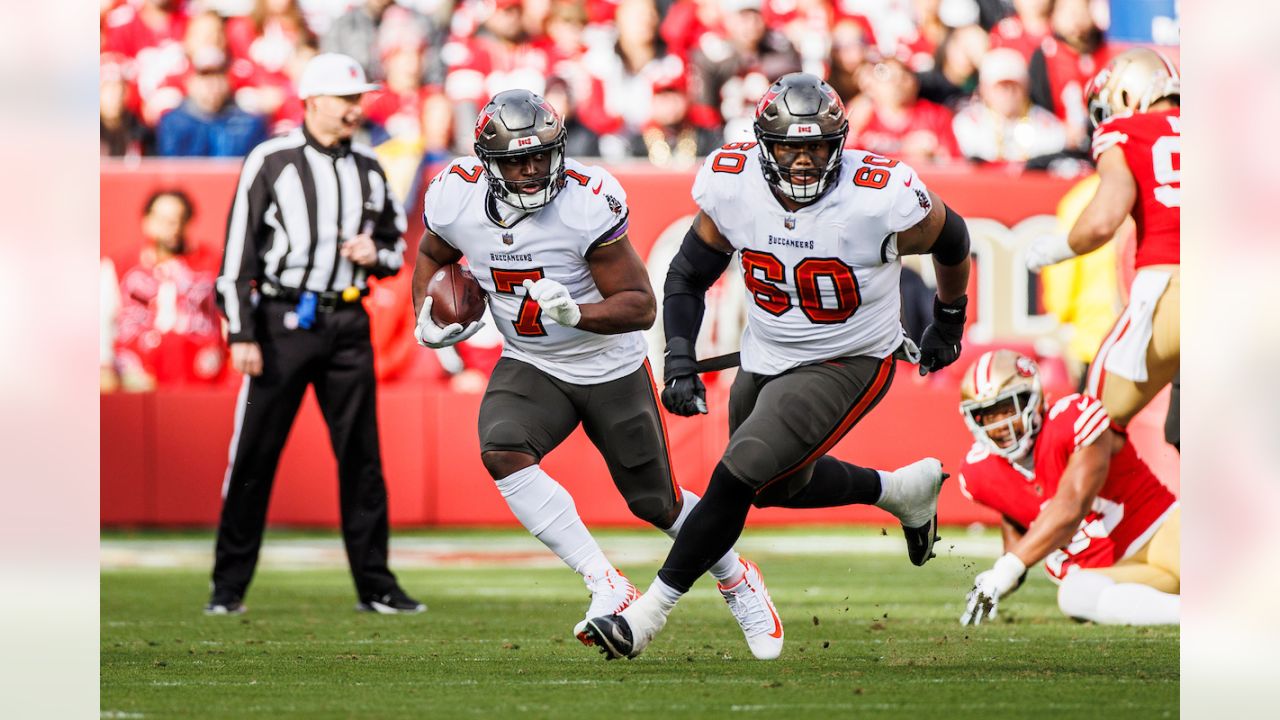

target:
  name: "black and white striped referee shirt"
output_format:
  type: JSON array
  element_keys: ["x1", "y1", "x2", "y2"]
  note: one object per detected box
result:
[{"x1": 217, "y1": 126, "x2": 407, "y2": 342}]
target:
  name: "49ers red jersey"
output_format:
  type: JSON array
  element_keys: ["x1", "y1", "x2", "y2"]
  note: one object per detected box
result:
[
  {"x1": 1092, "y1": 108, "x2": 1181, "y2": 267},
  {"x1": 958, "y1": 393, "x2": 1177, "y2": 581}
]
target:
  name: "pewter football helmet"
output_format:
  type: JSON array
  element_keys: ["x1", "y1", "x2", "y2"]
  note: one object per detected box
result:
[
  {"x1": 474, "y1": 89, "x2": 568, "y2": 210},
  {"x1": 753, "y1": 73, "x2": 849, "y2": 203},
  {"x1": 959, "y1": 349, "x2": 1045, "y2": 461}
]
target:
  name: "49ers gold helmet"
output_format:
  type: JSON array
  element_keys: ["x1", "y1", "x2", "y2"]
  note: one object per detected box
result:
[
  {"x1": 1085, "y1": 47, "x2": 1181, "y2": 127},
  {"x1": 959, "y1": 349, "x2": 1045, "y2": 461}
]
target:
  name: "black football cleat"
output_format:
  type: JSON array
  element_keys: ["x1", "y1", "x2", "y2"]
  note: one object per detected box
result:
[
  {"x1": 583, "y1": 614, "x2": 635, "y2": 660},
  {"x1": 356, "y1": 587, "x2": 426, "y2": 614}
]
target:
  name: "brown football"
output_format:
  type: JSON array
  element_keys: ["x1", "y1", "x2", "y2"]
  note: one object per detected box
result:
[{"x1": 427, "y1": 263, "x2": 486, "y2": 326}]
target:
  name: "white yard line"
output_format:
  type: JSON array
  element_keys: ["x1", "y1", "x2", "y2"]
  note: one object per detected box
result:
[{"x1": 101, "y1": 532, "x2": 1001, "y2": 570}]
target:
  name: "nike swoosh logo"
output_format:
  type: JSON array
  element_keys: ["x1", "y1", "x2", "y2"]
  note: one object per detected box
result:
[
  {"x1": 592, "y1": 180, "x2": 603, "y2": 195},
  {"x1": 904, "y1": 175, "x2": 914, "y2": 187},
  {"x1": 767, "y1": 601, "x2": 783, "y2": 638}
]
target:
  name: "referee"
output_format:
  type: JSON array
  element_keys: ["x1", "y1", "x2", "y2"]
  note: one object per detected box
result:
[{"x1": 207, "y1": 53, "x2": 422, "y2": 615}]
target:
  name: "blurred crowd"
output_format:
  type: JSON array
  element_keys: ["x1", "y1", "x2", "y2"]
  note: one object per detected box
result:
[{"x1": 102, "y1": 0, "x2": 1128, "y2": 173}]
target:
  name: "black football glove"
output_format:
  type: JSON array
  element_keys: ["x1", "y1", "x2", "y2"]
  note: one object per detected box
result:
[
  {"x1": 660, "y1": 337, "x2": 708, "y2": 416},
  {"x1": 919, "y1": 295, "x2": 967, "y2": 376}
]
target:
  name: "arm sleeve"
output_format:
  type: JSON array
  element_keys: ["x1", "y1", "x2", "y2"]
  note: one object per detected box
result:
[
  {"x1": 217, "y1": 150, "x2": 272, "y2": 342},
  {"x1": 662, "y1": 227, "x2": 732, "y2": 344}
]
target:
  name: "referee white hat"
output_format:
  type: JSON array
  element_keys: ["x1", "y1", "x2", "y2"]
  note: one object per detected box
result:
[{"x1": 298, "y1": 53, "x2": 381, "y2": 99}]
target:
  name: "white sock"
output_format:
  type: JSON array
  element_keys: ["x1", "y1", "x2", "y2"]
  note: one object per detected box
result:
[
  {"x1": 664, "y1": 489, "x2": 744, "y2": 584},
  {"x1": 494, "y1": 465, "x2": 612, "y2": 580},
  {"x1": 873, "y1": 469, "x2": 900, "y2": 510},
  {"x1": 634, "y1": 577, "x2": 683, "y2": 618},
  {"x1": 1058, "y1": 570, "x2": 1180, "y2": 625},
  {"x1": 1096, "y1": 583, "x2": 1180, "y2": 625}
]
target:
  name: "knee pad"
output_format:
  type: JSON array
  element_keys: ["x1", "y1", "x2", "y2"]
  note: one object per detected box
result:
[
  {"x1": 1057, "y1": 570, "x2": 1115, "y2": 621},
  {"x1": 723, "y1": 436, "x2": 778, "y2": 488},
  {"x1": 627, "y1": 494, "x2": 676, "y2": 528},
  {"x1": 481, "y1": 421, "x2": 534, "y2": 453}
]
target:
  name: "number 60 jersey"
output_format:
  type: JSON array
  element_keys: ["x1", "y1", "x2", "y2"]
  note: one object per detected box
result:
[
  {"x1": 422, "y1": 156, "x2": 646, "y2": 385},
  {"x1": 694, "y1": 143, "x2": 931, "y2": 376}
]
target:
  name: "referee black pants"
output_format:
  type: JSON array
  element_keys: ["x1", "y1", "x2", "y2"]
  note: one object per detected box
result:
[{"x1": 212, "y1": 300, "x2": 399, "y2": 601}]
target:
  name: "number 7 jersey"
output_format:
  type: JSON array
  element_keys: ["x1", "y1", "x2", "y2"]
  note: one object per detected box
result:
[
  {"x1": 694, "y1": 144, "x2": 931, "y2": 375},
  {"x1": 422, "y1": 157, "x2": 647, "y2": 385}
]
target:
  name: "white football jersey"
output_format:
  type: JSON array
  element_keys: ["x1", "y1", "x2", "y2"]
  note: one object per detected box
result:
[
  {"x1": 422, "y1": 156, "x2": 646, "y2": 385},
  {"x1": 693, "y1": 143, "x2": 932, "y2": 375}
]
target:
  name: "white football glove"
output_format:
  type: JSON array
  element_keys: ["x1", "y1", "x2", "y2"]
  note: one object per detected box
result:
[
  {"x1": 522, "y1": 278, "x2": 581, "y2": 327},
  {"x1": 414, "y1": 297, "x2": 484, "y2": 349},
  {"x1": 1025, "y1": 233, "x2": 1077, "y2": 273},
  {"x1": 960, "y1": 552, "x2": 1027, "y2": 626}
]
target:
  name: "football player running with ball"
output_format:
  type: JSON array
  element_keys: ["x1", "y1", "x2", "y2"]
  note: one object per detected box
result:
[
  {"x1": 956, "y1": 349, "x2": 1179, "y2": 625},
  {"x1": 1026, "y1": 49, "x2": 1181, "y2": 433},
  {"x1": 410, "y1": 90, "x2": 766, "y2": 651},
  {"x1": 582, "y1": 73, "x2": 970, "y2": 661}
]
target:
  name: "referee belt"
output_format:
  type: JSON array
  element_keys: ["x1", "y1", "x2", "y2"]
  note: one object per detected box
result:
[{"x1": 260, "y1": 282, "x2": 368, "y2": 311}]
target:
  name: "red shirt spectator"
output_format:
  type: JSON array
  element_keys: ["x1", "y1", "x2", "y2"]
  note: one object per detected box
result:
[
  {"x1": 112, "y1": 190, "x2": 226, "y2": 391},
  {"x1": 989, "y1": 0, "x2": 1052, "y2": 61},
  {"x1": 848, "y1": 57, "x2": 961, "y2": 163},
  {"x1": 443, "y1": 0, "x2": 552, "y2": 107},
  {"x1": 146, "y1": 11, "x2": 258, "y2": 125},
  {"x1": 764, "y1": 0, "x2": 874, "y2": 74},
  {"x1": 101, "y1": 0, "x2": 189, "y2": 59},
  {"x1": 362, "y1": 43, "x2": 443, "y2": 144},
  {"x1": 225, "y1": 0, "x2": 316, "y2": 79},
  {"x1": 103, "y1": 0, "x2": 191, "y2": 119},
  {"x1": 1028, "y1": 0, "x2": 1110, "y2": 149},
  {"x1": 659, "y1": 0, "x2": 722, "y2": 62}
]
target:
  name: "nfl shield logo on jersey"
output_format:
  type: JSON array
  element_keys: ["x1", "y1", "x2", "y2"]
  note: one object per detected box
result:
[
  {"x1": 502, "y1": 232, "x2": 514, "y2": 246},
  {"x1": 784, "y1": 216, "x2": 796, "y2": 230}
]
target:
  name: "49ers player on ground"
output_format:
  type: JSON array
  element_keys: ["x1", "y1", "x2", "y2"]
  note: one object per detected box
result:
[
  {"x1": 956, "y1": 350, "x2": 1179, "y2": 626},
  {"x1": 582, "y1": 73, "x2": 969, "y2": 661},
  {"x1": 1026, "y1": 48, "x2": 1180, "y2": 431},
  {"x1": 410, "y1": 90, "x2": 767, "y2": 653}
]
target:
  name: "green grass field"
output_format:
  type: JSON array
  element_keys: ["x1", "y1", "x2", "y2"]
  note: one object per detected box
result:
[{"x1": 101, "y1": 528, "x2": 1178, "y2": 719}]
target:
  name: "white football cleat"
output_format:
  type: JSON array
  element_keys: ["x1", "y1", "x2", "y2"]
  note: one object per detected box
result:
[
  {"x1": 574, "y1": 568, "x2": 639, "y2": 645},
  {"x1": 718, "y1": 558, "x2": 784, "y2": 660},
  {"x1": 878, "y1": 457, "x2": 948, "y2": 566}
]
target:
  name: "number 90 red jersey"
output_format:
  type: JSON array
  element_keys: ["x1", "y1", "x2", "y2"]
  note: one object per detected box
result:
[
  {"x1": 957, "y1": 393, "x2": 1177, "y2": 581},
  {"x1": 1091, "y1": 108, "x2": 1181, "y2": 268}
]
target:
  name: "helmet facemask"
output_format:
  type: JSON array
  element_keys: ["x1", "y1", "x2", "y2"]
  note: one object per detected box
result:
[
  {"x1": 755, "y1": 131, "x2": 846, "y2": 203},
  {"x1": 752, "y1": 73, "x2": 850, "y2": 204},
  {"x1": 473, "y1": 89, "x2": 569, "y2": 211},
  {"x1": 477, "y1": 134, "x2": 567, "y2": 211},
  {"x1": 960, "y1": 386, "x2": 1043, "y2": 461}
]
